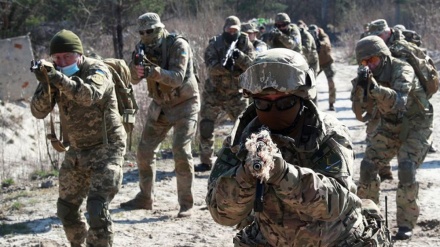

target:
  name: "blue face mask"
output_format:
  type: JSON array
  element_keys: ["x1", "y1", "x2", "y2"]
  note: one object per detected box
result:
[{"x1": 59, "y1": 62, "x2": 79, "y2": 76}]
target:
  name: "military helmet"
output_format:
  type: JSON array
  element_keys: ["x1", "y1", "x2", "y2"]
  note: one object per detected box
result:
[
  {"x1": 393, "y1": 24, "x2": 406, "y2": 31},
  {"x1": 368, "y1": 19, "x2": 389, "y2": 35},
  {"x1": 224, "y1": 16, "x2": 241, "y2": 30},
  {"x1": 137, "y1": 12, "x2": 165, "y2": 30},
  {"x1": 240, "y1": 48, "x2": 316, "y2": 99},
  {"x1": 241, "y1": 22, "x2": 258, "y2": 33},
  {"x1": 275, "y1": 13, "x2": 291, "y2": 23},
  {"x1": 355, "y1": 36, "x2": 391, "y2": 64}
]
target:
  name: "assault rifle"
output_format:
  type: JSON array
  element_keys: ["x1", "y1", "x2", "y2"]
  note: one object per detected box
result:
[
  {"x1": 222, "y1": 39, "x2": 238, "y2": 70},
  {"x1": 135, "y1": 43, "x2": 174, "y2": 101},
  {"x1": 358, "y1": 65, "x2": 370, "y2": 97},
  {"x1": 244, "y1": 128, "x2": 279, "y2": 212}
]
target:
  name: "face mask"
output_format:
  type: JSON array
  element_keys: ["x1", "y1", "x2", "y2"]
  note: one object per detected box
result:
[
  {"x1": 59, "y1": 62, "x2": 79, "y2": 76},
  {"x1": 222, "y1": 31, "x2": 240, "y2": 43},
  {"x1": 141, "y1": 28, "x2": 164, "y2": 47},
  {"x1": 256, "y1": 100, "x2": 300, "y2": 131}
]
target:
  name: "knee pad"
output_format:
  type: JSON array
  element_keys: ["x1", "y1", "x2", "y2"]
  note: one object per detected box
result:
[
  {"x1": 398, "y1": 160, "x2": 416, "y2": 185},
  {"x1": 87, "y1": 197, "x2": 111, "y2": 229},
  {"x1": 57, "y1": 198, "x2": 82, "y2": 226},
  {"x1": 359, "y1": 159, "x2": 378, "y2": 184},
  {"x1": 199, "y1": 119, "x2": 215, "y2": 139}
]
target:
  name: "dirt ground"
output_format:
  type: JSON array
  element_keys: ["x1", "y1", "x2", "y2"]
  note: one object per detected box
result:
[{"x1": 1, "y1": 48, "x2": 440, "y2": 246}]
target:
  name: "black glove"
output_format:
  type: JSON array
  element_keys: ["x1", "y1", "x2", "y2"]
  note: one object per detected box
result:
[
  {"x1": 222, "y1": 57, "x2": 235, "y2": 71},
  {"x1": 232, "y1": 49, "x2": 241, "y2": 60}
]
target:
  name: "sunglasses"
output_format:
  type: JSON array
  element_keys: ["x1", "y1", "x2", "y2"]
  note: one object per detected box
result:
[
  {"x1": 139, "y1": 29, "x2": 154, "y2": 35},
  {"x1": 253, "y1": 95, "x2": 297, "y2": 112},
  {"x1": 361, "y1": 56, "x2": 381, "y2": 66},
  {"x1": 275, "y1": 23, "x2": 289, "y2": 29}
]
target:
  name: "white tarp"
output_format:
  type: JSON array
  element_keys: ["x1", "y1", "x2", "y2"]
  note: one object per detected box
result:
[{"x1": 0, "y1": 35, "x2": 36, "y2": 101}]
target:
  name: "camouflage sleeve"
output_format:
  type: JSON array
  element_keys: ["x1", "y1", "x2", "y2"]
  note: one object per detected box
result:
[
  {"x1": 234, "y1": 36, "x2": 256, "y2": 71},
  {"x1": 53, "y1": 63, "x2": 112, "y2": 107},
  {"x1": 30, "y1": 82, "x2": 57, "y2": 119},
  {"x1": 204, "y1": 38, "x2": 229, "y2": 77},
  {"x1": 278, "y1": 25, "x2": 302, "y2": 52},
  {"x1": 303, "y1": 32, "x2": 319, "y2": 74},
  {"x1": 274, "y1": 164, "x2": 357, "y2": 221},
  {"x1": 206, "y1": 147, "x2": 254, "y2": 226},
  {"x1": 155, "y1": 38, "x2": 191, "y2": 88},
  {"x1": 370, "y1": 60, "x2": 414, "y2": 114}
]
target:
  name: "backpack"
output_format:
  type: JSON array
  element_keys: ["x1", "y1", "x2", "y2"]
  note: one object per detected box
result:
[
  {"x1": 102, "y1": 58, "x2": 138, "y2": 133},
  {"x1": 390, "y1": 42, "x2": 439, "y2": 99},
  {"x1": 402, "y1": 29, "x2": 422, "y2": 47}
]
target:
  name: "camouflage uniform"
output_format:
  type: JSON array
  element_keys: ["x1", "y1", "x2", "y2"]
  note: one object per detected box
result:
[
  {"x1": 31, "y1": 30, "x2": 125, "y2": 246},
  {"x1": 310, "y1": 25, "x2": 337, "y2": 109},
  {"x1": 263, "y1": 13, "x2": 302, "y2": 53},
  {"x1": 298, "y1": 25, "x2": 319, "y2": 77},
  {"x1": 241, "y1": 22, "x2": 268, "y2": 54},
  {"x1": 121, "y1": 13, "x2": 200, "y2": 217},
  {"x1": 367, "y1": 19, "x2": 429, "y2": 180},
  {"x1": 198, "y1": 16, "x2": 255, "y2": 169},
  {"x1": 206, "y1": 49, "x2": 391, "y2": 246},
  {"x1": 354, "y1": 36, "x2": 432, "y2": 239}
]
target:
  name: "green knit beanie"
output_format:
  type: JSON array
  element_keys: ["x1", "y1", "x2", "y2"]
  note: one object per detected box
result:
[{"x1": 49, "y1": 29, "x2": 83, "y2": 55}]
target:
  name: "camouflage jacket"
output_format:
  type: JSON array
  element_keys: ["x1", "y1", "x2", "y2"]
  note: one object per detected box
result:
[
  {"x1": 368, "y1": 56, "x2": 429, "y2": 124},
  {"x1": 317, "y1": 28, "x2": 334, "y2": 67},
  {"x1": 31, "y1": 56, "x2": 126, "y2": 149},
  {"x1": 129, "y1": 31, "x2": 200, "y2": 122},
  {"x1": 264, "y1": 24, "x2": 302, "y2": 53},
  {"x1": 204, "y1": 32, "x2": 255, "y2": 94},
  {"x1": 299, "y1": 28, "x2": 320, "y2": 75},
  {"x1": 206, "y1": 101, "x2": 365, "y2": 246}
]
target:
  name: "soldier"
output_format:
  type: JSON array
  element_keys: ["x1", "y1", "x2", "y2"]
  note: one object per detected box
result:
[
  {"x1": 241, "y1": 22, "x2": 268, "y2": 54},
  {"x1": 31, "y1": 29, "x2": 126, "y2": 246},
  {"x1": 263, "y1": 13, "x2": 302, "y2": 53},
  {"x1": 354, "y1": 36, "x2": 432, "y2": 240},
  {"x1": 195, "y1": 16, "x2": 255, "y2": 172},
  {"x1": 309, "y1": 24, "x2": 337, "y2": 111},
  {"x1": 206, "y1": 48, "x2": 391, "y2": 246},
  {"x1": 120, "y1": 12, "x2": 200, "y2": 218},
  {"x1": 296, "y1": 20, "x2": 319, "y2": 78}
]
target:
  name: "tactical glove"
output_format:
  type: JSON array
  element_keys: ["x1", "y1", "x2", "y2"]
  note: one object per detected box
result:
[
  {"x1": 266, "y1": 153, "x2": 288, "y2": 185},
  {"x1": 222, "y1": 57, "x2": 235, "y2": 71},
  {"x1": 235, "y1": 163, "x2": 256, "y2": 188},
  {"x1": 232, "y1": 49, "x2": 241, "y2": 60}
]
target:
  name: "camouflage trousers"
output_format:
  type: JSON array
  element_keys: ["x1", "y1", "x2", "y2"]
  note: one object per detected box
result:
[
  {"x1": 357, "y1": 114, "x2": 432, "y2": 228},
  {"x1": 136, "y1": 111, "x2": 198, "y2": 209},
  {"x1": 58, "y1": 142, "x2": 124, "y2": 246},
  {"x1": 199, "y1": 90, "x2": 248, "y2": 166},
  {"x1": 318, "y1": 63, "x2": 336, "y2": 104}
]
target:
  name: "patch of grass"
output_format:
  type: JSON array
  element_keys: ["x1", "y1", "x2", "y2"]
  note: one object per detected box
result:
[
  {"x1": 10, "y1": 201, "x2": 24, "y2": 211},
  {"x1": 0, "y1": 222, "x2": 31, "y2": 235},
  {"x1": 4, "y1": 191, "x2": 30, "y2": 202},
  {"x1": 30, "y1": 169, "x2": 59, "y2": 180},
  {"x1": 1, "y1": 178, "x2": 15, "y2": 187}
]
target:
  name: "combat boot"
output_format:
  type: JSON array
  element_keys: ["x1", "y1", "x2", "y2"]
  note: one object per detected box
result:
[
  {"x1": 120, "y1": 196, "x2": 152, "y2": 210},
  {"x1": 395, "y1": 226, "x2": 412, "y2": 240},
  {"x1": 194, "y1": 163, "x2": 211, "y2": 172},
  {"x1": 177, "y1": 206, "x2": 193, "y2": 218}
]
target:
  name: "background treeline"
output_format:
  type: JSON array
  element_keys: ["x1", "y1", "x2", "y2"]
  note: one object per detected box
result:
[{"x1": 2, "y1": 0, "x2": 440, "y2": 61}]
